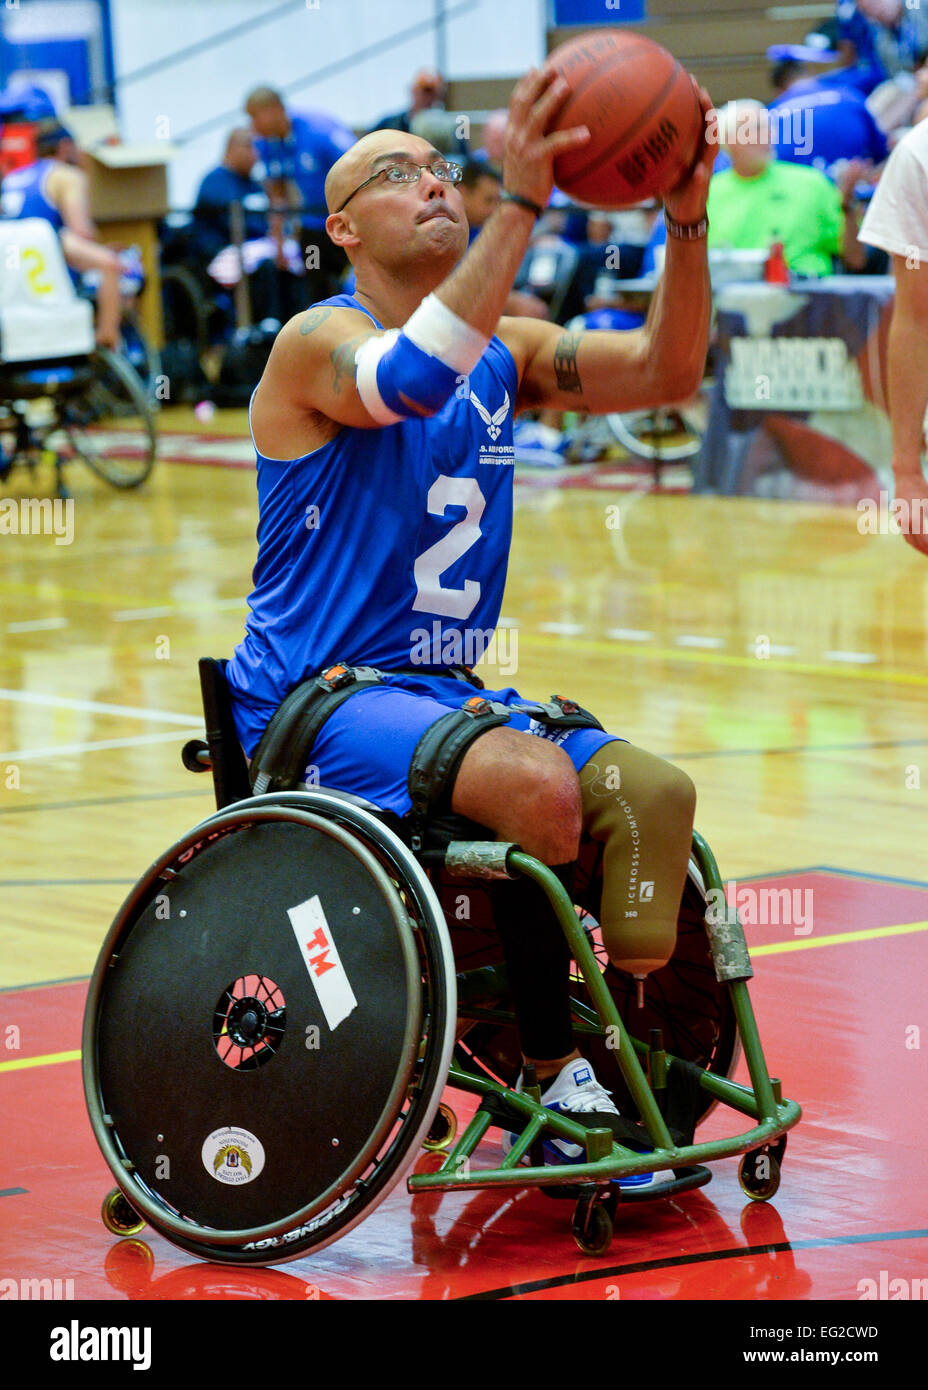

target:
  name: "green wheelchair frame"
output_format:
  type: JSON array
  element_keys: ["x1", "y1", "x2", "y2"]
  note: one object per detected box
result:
[
  {"x1": 411, "y1": 833, "x2": 801, "y2": 1255},
  {"x1": 85, "y1": 657, "x2": 800, "y2": 1263}
]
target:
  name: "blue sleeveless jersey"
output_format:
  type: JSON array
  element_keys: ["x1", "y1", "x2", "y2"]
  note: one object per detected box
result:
[
  {"x1": 226, "y1": 293, "x2": 519, "y2": 752},
  {"x1": 1, "y1": 159, "x2": 63, "y2": 230}
]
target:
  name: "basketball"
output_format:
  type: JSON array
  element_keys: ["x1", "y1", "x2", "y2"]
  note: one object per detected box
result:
[{"x1": 545, "y1": 30, "x2": 704, "y2": 209}]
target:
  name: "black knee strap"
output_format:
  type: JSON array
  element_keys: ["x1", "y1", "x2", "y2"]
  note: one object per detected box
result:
[
  {"x1": 407, "y1": 694, "x2": 510, "y2": 852},
  {"x1": 249, "y1": 663, "x2": 384, "y2": 794},
  {"x1": 513, "y1": 693, "x2": 604, "y2": 734}
]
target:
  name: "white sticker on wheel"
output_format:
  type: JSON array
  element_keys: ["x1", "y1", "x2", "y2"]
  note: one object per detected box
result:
[
  {"x1": 202, "y1": 1126, "x2": 266, "y2": 1185},
  {"x1": 287, "y1": 894, "x2": 358, "y2": 1031}
]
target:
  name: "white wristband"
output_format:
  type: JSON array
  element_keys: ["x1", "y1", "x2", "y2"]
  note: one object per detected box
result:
[
  {"x1": 403, "y1": 293, "x2": 489, "y2": 375},
  {"x1": 355, "y1": 330, "x2": 405, "y2": 425}
]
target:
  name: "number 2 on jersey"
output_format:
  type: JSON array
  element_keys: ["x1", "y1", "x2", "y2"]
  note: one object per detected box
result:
[{"x1": 412, "y1": 475, "x2": 485, "y2": 620}]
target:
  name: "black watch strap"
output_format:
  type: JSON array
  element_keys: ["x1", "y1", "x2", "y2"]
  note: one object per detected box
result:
[{"x1": 501, "y1": 190, "x2": 544, "y2": 219}]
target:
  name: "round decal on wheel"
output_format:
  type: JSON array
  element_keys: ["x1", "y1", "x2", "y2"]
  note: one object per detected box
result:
[
  {"x1": 212, "y1": 974, "x2": 286, "y2": 1071},
  {"x1": 201, "y1": 1126, "x2": 266, "y2": 1185}
]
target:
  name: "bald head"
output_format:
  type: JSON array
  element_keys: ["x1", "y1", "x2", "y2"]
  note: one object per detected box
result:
[
  {"x1": 225, "y1": 126, "x2": 256, "y2": 176},
  {"x1": 325, "y1": 129, "x2": 441, "y2": 213}
]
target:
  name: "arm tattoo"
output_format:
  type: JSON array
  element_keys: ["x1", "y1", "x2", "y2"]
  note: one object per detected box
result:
[
  {"x1": 553, "y1": 330, "x2": 584, "y2": 395},
  {"x1": 330, "y1": 336, "x2": 366, "y2": 394},
  {"x1": 299, "y1": 304, "x2": 333, "y2": 336}
]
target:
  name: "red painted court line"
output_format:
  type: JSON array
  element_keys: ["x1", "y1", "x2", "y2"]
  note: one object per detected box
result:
[{"x1": 151, "y1": 433, "x2": 690, "y2": 492}]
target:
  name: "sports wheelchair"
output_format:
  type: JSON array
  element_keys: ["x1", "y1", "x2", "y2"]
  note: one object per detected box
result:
[
  {"x1": 0, "y1": 218, "x2": 156, "y2": 494},
  {"x1": 83, "y1": 659, "x2": 800, "y2": 1263}
]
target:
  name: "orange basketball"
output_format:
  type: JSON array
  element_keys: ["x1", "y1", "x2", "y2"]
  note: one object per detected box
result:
[{"x1": 545, "y1": 30, "x2": 703, "y2": 209}]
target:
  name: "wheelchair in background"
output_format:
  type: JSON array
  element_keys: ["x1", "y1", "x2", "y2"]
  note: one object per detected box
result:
[
  {"x1": 0, "y1": 218, "x2": 156, "y2": 494},
  {"x1": 83, "y1": 659, "x2": 800, "y2": 1263}
]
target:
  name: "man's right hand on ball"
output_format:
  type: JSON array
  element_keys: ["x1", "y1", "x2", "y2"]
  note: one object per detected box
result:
[{"x1": 503, "y1": 68, "x2": 590, "y2": 213}]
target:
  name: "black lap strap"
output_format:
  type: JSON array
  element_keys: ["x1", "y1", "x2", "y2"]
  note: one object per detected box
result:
[{"x1": 249, "y1": 663, "x2": 384, "y2": 794}]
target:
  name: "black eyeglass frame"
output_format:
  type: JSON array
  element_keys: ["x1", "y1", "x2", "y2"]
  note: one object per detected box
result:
[{"x1": 334, "y1": 159, "x2": 463, "y2": 214}]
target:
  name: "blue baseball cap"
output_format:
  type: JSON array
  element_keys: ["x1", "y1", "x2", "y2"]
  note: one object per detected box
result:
[
  {"x1": 767, "y1": 43, "x2": 839, "y2": 64},
  {"x1": 0, "y1": 83, "x2": 57, "y2": 121}
]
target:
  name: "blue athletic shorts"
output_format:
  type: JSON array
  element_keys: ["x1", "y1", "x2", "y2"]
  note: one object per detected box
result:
[{"x1": 233, "y1": 669, "x2": 618, "y2": 817}]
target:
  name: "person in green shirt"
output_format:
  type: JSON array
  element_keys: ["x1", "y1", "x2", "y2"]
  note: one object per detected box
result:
[{"x1": 707, "y1": 99, "x2": 866, "y2": 276}]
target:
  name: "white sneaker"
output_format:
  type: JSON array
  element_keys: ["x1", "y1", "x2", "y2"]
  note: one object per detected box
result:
[{"x1": 504, "y1": 1058, "x2": 675, "y2": 1189}]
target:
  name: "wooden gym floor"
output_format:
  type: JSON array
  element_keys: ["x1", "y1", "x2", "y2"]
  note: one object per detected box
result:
[{"x1": 1, "y1": 408, "x2": 927, "y2": 1307}]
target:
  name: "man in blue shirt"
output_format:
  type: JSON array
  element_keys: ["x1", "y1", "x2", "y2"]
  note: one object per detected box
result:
[
  {"x1": 193, "y1": 128, "x2": 269, "y2": 259},
  {"x1": 226, "y1": 71, "x2": 717, "y2": 1161},
  {"x1": 244, "y1": 86, "x2": 355, "y2": 293},
  {"x1": 768, "y1": 46, "x2": 888, "y2": 172},
  {"x1": 192, "y1": 127, "x2": 308, "y2": 327}
]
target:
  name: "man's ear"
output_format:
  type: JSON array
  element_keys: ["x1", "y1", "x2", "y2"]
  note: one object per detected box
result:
[{"x1": 326, "y1": 212, "x2": 360, "y2": 250}]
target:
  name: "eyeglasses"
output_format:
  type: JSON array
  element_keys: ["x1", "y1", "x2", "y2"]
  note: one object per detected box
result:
[{"x1": 335, "y1": 159, "x2": 463, "y2": 213}]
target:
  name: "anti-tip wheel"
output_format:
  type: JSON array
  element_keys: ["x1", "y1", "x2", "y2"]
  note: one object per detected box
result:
[
  {"x1": 101, "y1": 1188, "x2": 146, "y2": 1237},
  {"x1": 738, "y1": 1149, "x2": 781, "y2": 1202},
  {"x1": 572, "y1": 1194, "x2": 614, "y2": 1256},
  {"x1": 422, "y1": 1103, "x2": 457, "y2": 1152}
]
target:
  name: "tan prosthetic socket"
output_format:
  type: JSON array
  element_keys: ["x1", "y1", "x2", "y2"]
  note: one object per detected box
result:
[{"x1": 578, "y1": 741, "x2": 696, "y2": 979}]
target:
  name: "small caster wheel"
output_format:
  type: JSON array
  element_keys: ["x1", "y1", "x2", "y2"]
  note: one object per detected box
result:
[
  {"x1": 101, "y1": 1188, "x2": 146, "y2": 1237},
  {"x1": 738, "y1": 1149, "x2": 781, "y2": 1202},
  {"x1": 422, "y1": 1103, "x2": 457, "y2": 1152},
  {"x1": 572, "y1": 1193, "x2": 614, "y2": 1256}
]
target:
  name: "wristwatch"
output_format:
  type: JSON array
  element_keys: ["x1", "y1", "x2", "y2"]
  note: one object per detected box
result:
[{"x1": 664, "y1": 210, "x2": 709, "y2": 240}]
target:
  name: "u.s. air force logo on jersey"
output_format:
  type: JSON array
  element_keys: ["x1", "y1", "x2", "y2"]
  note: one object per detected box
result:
[{"x1": 470, "y1": 388, "x2": 514, "y2": 465}]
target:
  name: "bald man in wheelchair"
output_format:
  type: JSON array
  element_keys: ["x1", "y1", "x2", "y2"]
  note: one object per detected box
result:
[{"x1": 226, "y1": 68, "x2": 715, "y2": 1166}]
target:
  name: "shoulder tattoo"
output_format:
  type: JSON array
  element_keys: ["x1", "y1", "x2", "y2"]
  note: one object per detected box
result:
[{"x1": 299, "y1": 304, "x2": 333, "y2": 336}]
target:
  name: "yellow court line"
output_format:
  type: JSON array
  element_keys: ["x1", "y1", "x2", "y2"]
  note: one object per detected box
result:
[
  {"x1": 749, "y1": 919, "x2": 928, "y2": 955},
  {"x1": 4, "y1": 924, "x2": 928, "y2": 1076},
  {"x1": 0, "y1": 1047, "x2": 81, "y2": 1074},
  {"x1": 515, "y1": 631, "x2": 928, "y2": 687}
]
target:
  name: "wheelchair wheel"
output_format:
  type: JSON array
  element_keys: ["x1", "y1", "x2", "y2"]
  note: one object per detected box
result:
[
  {"x1": 58, "y1": 347, "x2": 156, "y2": 488},
  {"x1": 83, "y1": 791, "x2": 456, "y2": 1265},
  {"x1": 453, "y1": 852, "x2": 740, "y2": 1131},
  {"x1": 606, "y1": 393, "x2": 707, "y2": 463},
  {"x1": 161, "y1": 264, "x2": 212, "y2": 355}
]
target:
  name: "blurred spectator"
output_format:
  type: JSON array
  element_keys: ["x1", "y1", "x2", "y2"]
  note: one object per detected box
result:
[
  {"x1": 838, "y1": 1, "x2": 928, "y2": 80},
  {"x1": 0, "y1": 118, "x2": 121, "y2": 346},
  {"x1": 858, "y1": 117, "x2": 928, "y2": 554},
  {"x1": 370, "y1": 68, "x2": 468, "y2": 155},
  {"x1": 192, "y1": 128, "x2": 268, "y2": 259},
  {"x1": 835, "y1": 1, "x2": 892, "y2": 91},
  {"x1": 408, "y1": 108, "x2": 465, "y2": 157},
  {"x1": 193, "y1": 128, "x2": 307, "y2": 327},
  {"x1": 0, "y1": 81, "x2": 57, "y2": 123},
  {"x1": 458, "y1": 158, "x2": 501, "y2": 243},
  {"x1": 472, "y1": 109, "x2": 508, "y2": 171},
  {"x1": 244, "y1": 85, "x2": 355, "y2": 289},
  {"x1": 769, "y1": 45, "x2": 888, "y2": 170},
  {"x1": 707, "y1": 99, "x2": 867, "y2": 274}
]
